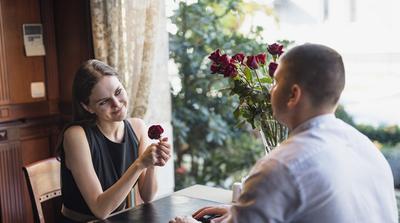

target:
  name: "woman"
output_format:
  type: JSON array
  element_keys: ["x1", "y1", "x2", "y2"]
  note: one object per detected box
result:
[{"x1": 59, "y1": 59, "x2": 171, "y2": 222}]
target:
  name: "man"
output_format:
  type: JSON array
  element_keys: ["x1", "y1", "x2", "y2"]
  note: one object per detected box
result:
[{"x1": 170, "y1": 43, "x2": 398, "y2": 223}]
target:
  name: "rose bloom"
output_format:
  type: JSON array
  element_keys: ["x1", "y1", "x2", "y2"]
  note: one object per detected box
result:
[
  {"x1": 224, "y1": 63, "x2": 238, "y2": 78},
  {"x1": 246, "y1": 55, "x2": 259, "y2": 69},
  {"x1": 267, "y1": 43, "x2": 284, "y2": 56},
  {"x1": 256, "y1": 53, "x2": 267, "y2": 65},
  {"x1": 232, "y1": 53, "x2": 245, "y2": 63},
  {"x1": 208, "y1": 49, "x2": 222, "y2": 62},
  {"x1": 268, "y1": 62, "x2": 278, "y2": 77},
  {"x1": 148, "y1": 125, "x2": 164, "y2": 139},
  {"x1": 210, "y1": 63, "x2": 219, "y2": 74}
]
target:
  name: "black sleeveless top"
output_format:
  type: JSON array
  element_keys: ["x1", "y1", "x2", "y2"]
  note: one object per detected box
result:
[{"x1": 61, "y1": 120, "x2": 139, "y2": 216}]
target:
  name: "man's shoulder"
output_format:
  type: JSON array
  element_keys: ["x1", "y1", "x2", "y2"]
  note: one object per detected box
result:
[{"x1": 268, "y1": 136, "x2": 315, "y2": 166}]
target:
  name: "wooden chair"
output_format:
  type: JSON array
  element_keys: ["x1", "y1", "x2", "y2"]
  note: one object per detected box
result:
[{"x1": 23, "y1": 157, "x2": 61, "y2": 223}]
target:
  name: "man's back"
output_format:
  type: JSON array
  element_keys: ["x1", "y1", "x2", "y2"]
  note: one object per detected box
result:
[{"x1": 231, "y1": 114, "x2": 397, "y2": 223}]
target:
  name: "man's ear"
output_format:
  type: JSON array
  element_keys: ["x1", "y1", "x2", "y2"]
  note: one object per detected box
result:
[
  {"x1": 81, "y1": 102, "x2": 94, "y2": 114},
  {"x1": 287, "y1": 84, "x2": 301, "y2": 109}
]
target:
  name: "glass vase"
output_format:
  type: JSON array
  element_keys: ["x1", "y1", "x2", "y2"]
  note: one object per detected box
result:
[{"x1": 258, "y1": 119, "x2": 288, "y2": 154}]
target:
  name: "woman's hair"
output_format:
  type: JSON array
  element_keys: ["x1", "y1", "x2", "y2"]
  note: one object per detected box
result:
[{"x1": 72, "y1": 59, "x2": 119, "y2": 122}]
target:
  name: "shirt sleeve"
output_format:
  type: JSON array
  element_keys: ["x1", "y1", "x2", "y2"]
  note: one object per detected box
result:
[{"x1": 224, "y1": 159, "x2": 302, "y2": 223}]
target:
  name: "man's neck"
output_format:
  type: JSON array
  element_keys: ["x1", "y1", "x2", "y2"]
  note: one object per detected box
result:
[{"x1": 288, "y1": 107, "x2": 335, "y2": 131}]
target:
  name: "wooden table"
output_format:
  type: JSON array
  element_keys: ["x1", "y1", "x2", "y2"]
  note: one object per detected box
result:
[{"x1": 94, "y1": 185, "x2": 232, "y2": 223}]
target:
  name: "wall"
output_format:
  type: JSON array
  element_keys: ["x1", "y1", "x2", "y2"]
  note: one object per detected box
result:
[{"x1": 143, "y1": 0, "x2": 174, "y2": 198}]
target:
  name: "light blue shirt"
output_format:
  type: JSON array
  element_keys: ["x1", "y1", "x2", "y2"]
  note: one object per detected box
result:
[{"x1": 227, "y1": 114, "x2": 398, "y2": 223}]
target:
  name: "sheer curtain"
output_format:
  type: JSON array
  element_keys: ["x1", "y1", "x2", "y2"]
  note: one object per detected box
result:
[
  {"x1": 90, "y1": 0, "x2": 163, "y2": 117},
  {"x1": 90, "y1": 0, "x2": 173, "y2": 205}
]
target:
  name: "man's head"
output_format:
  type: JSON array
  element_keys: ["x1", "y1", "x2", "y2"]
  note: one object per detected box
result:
[{"x1": 271, "y1": 43, "x2": 345, "y2": 129}]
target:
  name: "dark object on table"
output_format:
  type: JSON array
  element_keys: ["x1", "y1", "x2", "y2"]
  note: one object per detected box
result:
[{"x1": 196, "y1": 214, "x2": 221, "y2": 223}]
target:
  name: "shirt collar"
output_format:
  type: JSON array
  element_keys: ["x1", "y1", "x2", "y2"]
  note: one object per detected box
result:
[{"x1": 289, "y1": 113, "x2": 336, "y2": 137}]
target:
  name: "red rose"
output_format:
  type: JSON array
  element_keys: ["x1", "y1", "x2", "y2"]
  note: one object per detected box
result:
[
  {"x1": 220, "y1": 54, "x2": 231, "y2": 67},
  {"x1": 232, "y1": 53, "x2": 245, "y2": 63},
  {"x1": 210, "y1": 63, "x2": 219, "y2": 74},
  {"x1": 267, "y1": 43, "x2": 284, "y2": 56},
  {"x1": 246, "y1": 55, "x2": 258, "y2": 69},
  {"x1": 148, "y1": 125, "x2": 164, "y2": 139},
  {"x1": 268, "y1": 62, "x2": 278, "y2": 77},
  {"x1": 256, "y1": 53, "x2": 267, "y2": 65},
  {"x1": 209, "y1": 49, "x2": 222, "y2": 63},
  {"x1": 223, "y1": 63, "x2": 238, "y2": 78}
]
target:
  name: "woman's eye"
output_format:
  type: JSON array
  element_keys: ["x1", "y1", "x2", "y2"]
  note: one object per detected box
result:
[
  {"x1": 115, "y1": 88, "x2": 122, "y2": 96},
  {"x1": 99, "y1": 100, "x2": 108, "y2": 106}
]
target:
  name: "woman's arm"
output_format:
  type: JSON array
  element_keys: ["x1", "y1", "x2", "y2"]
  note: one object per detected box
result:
[
  {"x1": 63, "y1": 125, "x2": 159, "y2": 219},
  {"x1": 129, "y1": 118, "x2": 171, "y2": 203}
]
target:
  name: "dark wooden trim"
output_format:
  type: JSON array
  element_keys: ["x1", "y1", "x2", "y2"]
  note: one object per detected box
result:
[
  {"x1": 40, "y1": 0, "x2": 59, "y2": 102},
  {"x1": 0, "y1": 101, "x2": 59, "y2": 123},
  {"x1": 0, "y1": 0, "x2": 9, "y2": 104}
]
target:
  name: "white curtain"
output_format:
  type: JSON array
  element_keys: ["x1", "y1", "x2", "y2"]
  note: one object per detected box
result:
[{"x1": 90, "y1": 0, "x2": 164, "y2": 118}]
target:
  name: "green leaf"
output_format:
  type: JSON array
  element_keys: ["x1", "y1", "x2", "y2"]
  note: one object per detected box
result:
[
  {"x1": 244, "y1": 67, "x2": 252, "y2": 82},
  {"x1": 259, "y1": 77, "x2": 272, "y2": 84},
  {"x1": 233, "y1": 107, "x2": 241, "y2": 119}
]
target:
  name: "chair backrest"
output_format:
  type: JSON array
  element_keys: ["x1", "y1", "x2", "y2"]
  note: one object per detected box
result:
[{"x1": 23, "y1": 157, "x2": 61, "y2": 223}]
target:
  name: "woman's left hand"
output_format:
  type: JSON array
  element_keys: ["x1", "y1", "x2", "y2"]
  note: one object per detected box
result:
[{"x1": 155, "y1": 137, "x2": 171, "y2": 166}]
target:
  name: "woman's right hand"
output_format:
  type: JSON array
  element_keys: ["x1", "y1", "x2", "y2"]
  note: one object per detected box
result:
[{"x1": 138, "y1": 143, "x2": 159, "y2": 168}]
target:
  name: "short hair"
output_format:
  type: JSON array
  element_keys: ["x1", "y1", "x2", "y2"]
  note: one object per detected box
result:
[
  {"x1": 280, "y1": 43, "x2": 345, "y2": 107},
  {"x1": 72, "y1": 59, "x2": 119, "y2": 121}
]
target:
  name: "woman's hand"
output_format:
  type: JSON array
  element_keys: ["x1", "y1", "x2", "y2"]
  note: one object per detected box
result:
[
  {"x1": 138, "y1": 137, "x2": 171, "y2": 168},
  {"x1": 155, "y1": 137, "x2": 171, "y2": 166},
  {"x1": 137, "y1": 143, "x2": 159, "y2": 168}
]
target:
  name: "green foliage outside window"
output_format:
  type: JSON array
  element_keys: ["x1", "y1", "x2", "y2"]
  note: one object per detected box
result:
[
  {"x1": 169, "y1": 0, "x2": 278, "y2": 190},
  {"x1": 336, "y1": 105, "x2": 400, "y2": 146}
]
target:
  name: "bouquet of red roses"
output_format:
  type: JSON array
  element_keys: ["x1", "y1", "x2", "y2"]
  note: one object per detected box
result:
[{"x1": 208, "y1": 43, "x2": 287, "y2": 152}]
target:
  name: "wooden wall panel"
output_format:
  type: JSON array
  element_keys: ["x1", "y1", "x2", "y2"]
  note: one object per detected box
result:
[
  {"x1": 54, "y1": 0, "x2": 93, "y2": 115},
  {"x1": 0, "y1": 142, "x2": 25, "y2": 223},
  {"x1": 0, "y1": 0, "x2": 60, "y2": 122},
  {"x1": 1, "y1": 0, "x2": 46, "y2": 104},
  {"x1": 21, "y1": 137, "x2": 50, "y2": 169}
]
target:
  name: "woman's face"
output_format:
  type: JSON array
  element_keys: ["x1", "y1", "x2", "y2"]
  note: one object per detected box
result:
[{"x1": 84, "y1": 75, "x2": 128, "y2": 122}]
